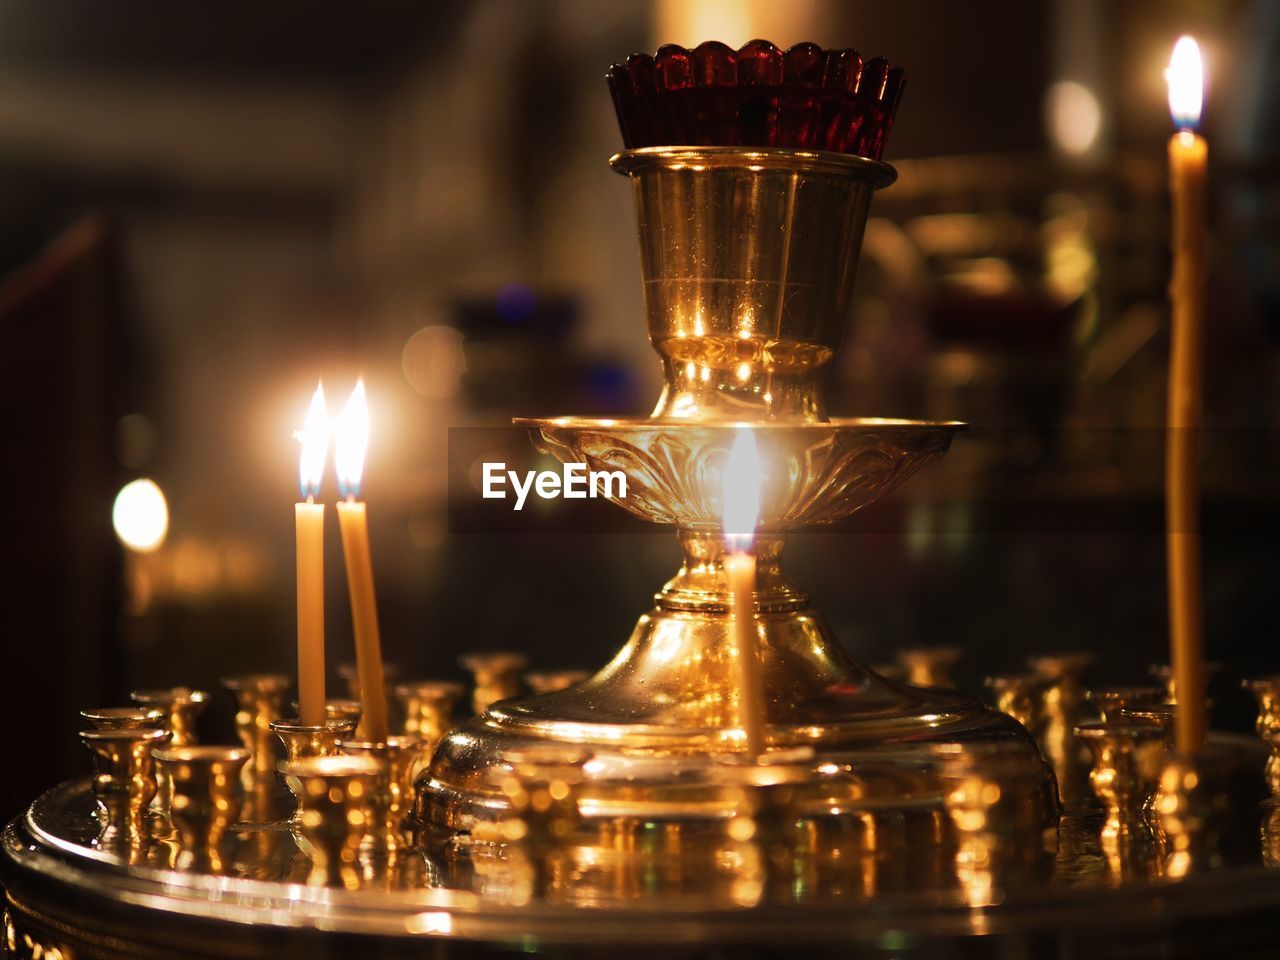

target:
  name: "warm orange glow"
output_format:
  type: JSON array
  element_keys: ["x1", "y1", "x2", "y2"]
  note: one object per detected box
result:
[
  {"x1": 722, "y1": 428, "x2": 761, "y2": 550},
  {"x1": 295, "y1": 383, "x2": 329, "y2": 500},
  {"x1": 1166, "y1": 36, "x2": 1203, "y2": 130},
  {"x1": 336, "y1": 379, "x2": 369, "y2": 499}
]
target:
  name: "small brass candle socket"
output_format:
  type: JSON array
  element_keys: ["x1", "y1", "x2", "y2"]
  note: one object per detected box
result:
[
  {"x1": 80, "y1": 727, "x2": 171, "y2": 847},
  {"x1": 280, "y1": 754, "x2": 381, "y2": 889},
  {"x1": 153, "y1": 745, "x2": 249, "y2": 872},
  {"x1": 898, "y1": 647, "x2": 961, "y2": 688},
  {"x1": 392, "y1": 681, "x2": 463, "y2": 744},
  {"x1": 1156, "y1": 750, "x2": 1233, "y2": 878},
  {"x1": 271, "y1": 716, "x2": 359, "y2": 823},
  {"x1": 524, "y1": 670, "x2": 590, "y2": 695},
  {"x1": 1085, "y1": 687, "x2": 1163, "y2": 724},
  {"x1": 222, "y1": 674, "x2": 291, "y2": 791},
  {"x1": 983, "y1": 674, "x2": 1047, "y2": 733},
  {"x1": 129, "y1": 687, "x2": 210, "y2": 747},
  {"x1": 338, "y1": 735, "x2": 430, "y2": 855},
  {"x1": 460, "y1": 652, "x2": 529, "y2": 715},
  {"x1": 1076, "y1": 722, "x2": 1163, "y2": 870},
  {"x1": 1028, "y1": 653, "x2": 1094, "y2": 800},
  {"x1": 1243, "y1": 676, "x2": 1280, "y2": 796},
  {"x1": 1149, "y1": 661, "x2": 1221, "y2": 706}
]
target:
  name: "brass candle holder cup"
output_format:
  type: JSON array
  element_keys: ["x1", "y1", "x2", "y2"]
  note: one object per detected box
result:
[
  {"x1": 524, "y1": 670, "x2": 590, "y2": 696},
  {"x1": 1028, "y1": 653, "x2": 1094, "y2": 800},
  {"x1": 1120, "y1": 703, "x2": 1178, "y2": 805},
  {"x1": 1243, "y1": 676, "x2": 1280, "y2": 796},
  {"x1": 460, "y1": 652, "x2": 528, "y2": 715},
  {"x1": 392, "y1": 681, "x2": 463, "y2": 744},
  {"x1": 80, "y1": 707, "x2": 166, "y2": 730},
  {"x1": 291, "y1": 698, "x2": 363, "y2": 727},
  {"x1": 1077, "y1": 723, "x2": 1163, "y2": 848},
  {"x1": 223, "y1": 674, "x2": 290, "y2": 791},
  {"x1": 153, "y1": 745, "x2": 249, "y2": 872},
  {"x1": 80, "y1": 727, "x2": 171, "y2": 847},
  {"x1": 899, "y1": 647, "x2": 962, "y2": 688},
  {"x1": 984, "y1": 674, "x2": 1047, "y2": 733},
  {"x1": 129, "y1": 687, "x2": 210, "y2": 747},
  {"x1": 271, "y1": 717, "x2": 359, "y2": 762},
  {"x1": 1085, "y1": 687, "x2": 1163, "y2": 724},
  {"x1": 337, "y1": 736, "x2": 430, "y2": 855},
  {"x1": 280, "y1": 755, "x2": 381, "y2": 889},
  {"x1": 1149, "y1": 661, "x2": 1221, "y2": 706},
  {"x1": 1156, "y1": 750, "x2": 1234, "y2": 878}
]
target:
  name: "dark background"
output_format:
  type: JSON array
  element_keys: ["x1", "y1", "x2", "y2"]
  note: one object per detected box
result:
[{"x1": 3, "y1": 0, "x2": 1278, "y2": 818}]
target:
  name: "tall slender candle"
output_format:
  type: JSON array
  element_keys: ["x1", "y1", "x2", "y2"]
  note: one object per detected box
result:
[
  {"x1": 334, "y1": 380, "x2": 389, "y2": 743},
  {"x1": 1165, "y1": 36, "x2": 1208, "y2": 755},
  {"x1": 294, "y1": 384, "x2": 329, "y2": 727},
  {"x1": 723, "y1": 428, "x2": 765, "y2": 758}
]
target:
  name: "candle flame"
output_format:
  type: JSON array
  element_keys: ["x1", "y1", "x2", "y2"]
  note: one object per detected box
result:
[
  {"x1": 295, "y1": 382, "x2": 329, "y2": 500},
  {"x1": 722, "y1": 428, "x2": 761, "y2": 551},
  {"x1": 335, "y1": 379, "x2": 369, "y2": 499},
  {"x1": 1166, "y1": 36, "x2": 1203, "y2": 130}
]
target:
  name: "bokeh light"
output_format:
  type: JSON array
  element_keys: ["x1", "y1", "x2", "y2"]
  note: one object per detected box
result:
[{"x1": 112, "y1": 479, "x2": 169, "y2": 553}]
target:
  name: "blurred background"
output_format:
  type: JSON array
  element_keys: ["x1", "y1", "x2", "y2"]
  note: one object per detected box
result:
[{"x1": 4, "y1": 0, "x2": 1279, "y2": 816}]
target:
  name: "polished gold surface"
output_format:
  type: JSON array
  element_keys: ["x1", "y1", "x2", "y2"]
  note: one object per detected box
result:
[
  {"x1": 610, "y1": 146, "x2": 894, "y2": 422},
  {"x1": 153, "y1": 745, "x2": 248, "y2": 873},
  {"x1": 222, "y1": 674, "x2": 289, "y2": 791},
  {"x1": 1157, "y1": 751, "x2": 1235, "y2": 878},
  {"x1": 79, "y1": 728, "x2": 170, "y2": 848},
  {"x1": 1244, "y1": 677, "x2": 1280, "y2": 796}
]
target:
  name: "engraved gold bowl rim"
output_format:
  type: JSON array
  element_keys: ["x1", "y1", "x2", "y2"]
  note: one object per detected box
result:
[{"x1": 516, "y1": 416, "x2": 965, "y2": 532}]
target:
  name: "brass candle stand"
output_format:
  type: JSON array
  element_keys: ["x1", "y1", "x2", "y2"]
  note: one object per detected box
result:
[{"x1": 6, "y1": 40, "x2": 1280, "y2": 960}]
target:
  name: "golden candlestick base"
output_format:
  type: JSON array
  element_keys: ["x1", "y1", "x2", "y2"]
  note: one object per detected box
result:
[
  {"x1": 222, "y1": 674, "x2": 290, "y2": 791},
  {"x1": 153, "y1": 745, "x2": 248, "y2": 873},
  {"x1": 80, "y1": 727, "x2": 170, "y2": 848},
  {"x1": 421, "y1": 145, "x2": 1052, "y2": 836}
]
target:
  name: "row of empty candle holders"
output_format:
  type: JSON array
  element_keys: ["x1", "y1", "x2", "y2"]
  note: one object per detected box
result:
[{"x1": 72, "y1": 648, "x2": 1280, "y2": 901}]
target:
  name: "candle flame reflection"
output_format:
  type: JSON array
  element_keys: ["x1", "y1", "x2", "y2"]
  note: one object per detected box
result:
[
  {"x1": 295, "y1": 382, "x2": 329, "y2": 500},
  {"x1": 1166, "y1": 36, "x2": 1203, "y2": 130},
  {"x1": 336, "y1": 379, "x2": 369, "y2": 499},
  {"x1": 722, "y1": 428, "x2": 761, "y2": 551}
]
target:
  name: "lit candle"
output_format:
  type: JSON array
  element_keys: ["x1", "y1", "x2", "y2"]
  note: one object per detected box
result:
[
  {"x1": 1164, "y1": 36, "x2": 1208, "y2": 755},
  {"x1": 294, "y1": 383, "x2": 329, "y2": 727},
  {"x1": 722, "y1": 428, "x2": 765, "y2": 757},
  {"x1": 334, "y1": 380, "x2": 389, "y2": 743}
]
